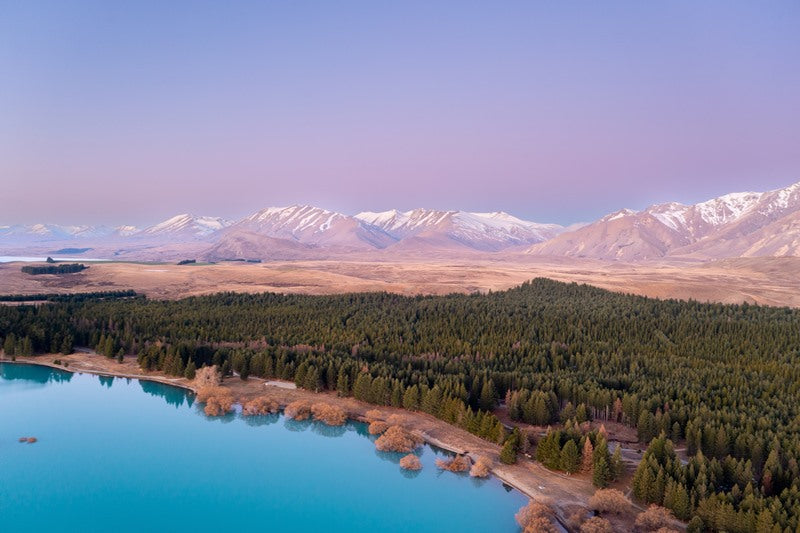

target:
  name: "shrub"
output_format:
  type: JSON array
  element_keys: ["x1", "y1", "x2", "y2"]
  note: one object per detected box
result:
[
  {"x1": 469, "y1": 455, "x2": 493, "y2": 478},
  {"x1": 368, "y1": 420, "x2": 389, "y2": 435},
  {"x1": 386, "y1": 414, "x2": 407, "y2": 426},
  {"x1": 566, "y1": 508, "x2": 588, "y2": 531},
  {"x1": 436, "y1": 455, "x2": 471, "y2": 472},
  {"x1": 203, "y1": 392, "x2": 234, "y2": 416},
  {"x1": 196, "y1": 385, "x2": 235, "y2": 415},
  {"x1": 196, "y1": 385, "x2": 230, "y2": 403},
  {"x1": 365, "y1": 409, "x2": 383, "y2": 421},
  {"x1": 399, "y1": 454, "x2": 422, "y2": 470},
  {"x1": 589, "y1": 488, "x2": 630, "y2": 515},
  {"x1": 635, "y1": 505, "x2": 675, "y2": 532},
  {"x1": 285, "y1": 400, "x2": 312, "y2": 421},
  {"x1": 311, "y1": 403, "x2": 347, "y2": 426},
  {"x1": 374, "y1": 425, "x2": 423, "y2": 453},
  {"x1": 515, "y1": 501, "x2": 556, "y2": 533},
  {"x1": 580, "y1": 516, "x2": 613, "y2": 533},
  {"x1": 242, "y1": 396, "x2": 279, "y2": 416}
]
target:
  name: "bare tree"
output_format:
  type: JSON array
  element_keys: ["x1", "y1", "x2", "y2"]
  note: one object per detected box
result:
[
  {"x1": 580, "y1": 516, "x2": 613, "y2": 533},
  {"x1": 634, "y1": 505, "x2": 675, "y2": 532},
  {"x1": 589, "y1": 488, "x2": 630, "y2": 515},
  {"x1": 194, "y1": 365, "x2": 221, "y2": 388},
  {"x1": 436, "y1": 455, "x2": 471, "y2": 472},
  {"x1": 515, "y1": 501, "x2": 557, "y2": 533},
  {"x1": 469, "y1": 455, "x2": 493, "y2": 478}
]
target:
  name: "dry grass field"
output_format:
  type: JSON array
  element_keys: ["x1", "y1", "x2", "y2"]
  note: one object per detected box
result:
[{"x1": 1, "y1": 255, "x2": 799, "y2": 307}]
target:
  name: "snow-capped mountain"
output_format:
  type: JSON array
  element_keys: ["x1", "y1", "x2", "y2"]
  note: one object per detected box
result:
[
  {"x1": 113, "y1": 225, "x2": 139, "y2": 237},
  {"x1": 3, "y1": 180, "x2": 798, "y2": 261},
  {"x1": 227, "y1": 205, "x2": 396, "y2": 249},
  {"x1": 0, "y1": 223, "x2": 120, "y2": 243},
  {"x1": 355, "y1": 209, "x2": 563, "y2": 251},
  {"x1": 528, "y1": 181, "x2": 800, "y2": 260},
  {"x1": 137, "y1": 214, "x2": 232, "y2": 239}
]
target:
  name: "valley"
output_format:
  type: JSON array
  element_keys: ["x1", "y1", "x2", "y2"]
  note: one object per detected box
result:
[{"x1": 2, "y1": 256, "x2": 799, "y2": 307}]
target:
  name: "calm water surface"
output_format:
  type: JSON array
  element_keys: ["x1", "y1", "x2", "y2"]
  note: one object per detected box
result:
[{"x1": 1, "y1": 363, "x2": 526, "y2": 532}]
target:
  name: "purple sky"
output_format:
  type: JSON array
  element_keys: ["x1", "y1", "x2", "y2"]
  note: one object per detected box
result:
[{"x1": 2, "y1": 1, "x2": 799, "y2": 226}]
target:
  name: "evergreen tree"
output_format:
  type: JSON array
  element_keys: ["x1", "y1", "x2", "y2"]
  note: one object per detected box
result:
[
  {"x1": 184, "y1": 360, "x2": 196, "y2": 380},
  {"x1": 560, "y1": 439, "x2": 579, "y2": 473},
  {"x1": 478, "y1": 379, "x2": 497, "y2": 412},
  {"x1": 336, "y1": 371, "x2": 350, "y2": 397},
  {"x1": 3, "y1": 333, "x2": 16, "y2": 356},
  {"x1": 592, "y1": 454, "x2": 611, "y2": 488},
  {"x1": 402, "y1": 385, "x2": 420, "y2": 411},
  {"x1": 303, "y1": 366, "x2": 320, "y2": 392},
  {"x1": 59, "y1": 334, "x2": 74, "y2": 355},
  {"x1": 500, "y1": 434, "x2": 518, "y2": 465},
  {"x1": 581, "y1": 438, "x2": 595, "y2": 474}
]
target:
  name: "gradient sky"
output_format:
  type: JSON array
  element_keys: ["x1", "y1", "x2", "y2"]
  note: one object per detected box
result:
[{"x1": 2, "y1": 1, "x2": 799, "y2": 226}]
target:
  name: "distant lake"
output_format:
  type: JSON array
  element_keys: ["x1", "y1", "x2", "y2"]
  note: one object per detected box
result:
[
  {"x1": 0, "y1": 256, "x2": 108, "y2": 263},
  {"x1": 0, "y1": 364, "x2": 526, "y2": 532}
]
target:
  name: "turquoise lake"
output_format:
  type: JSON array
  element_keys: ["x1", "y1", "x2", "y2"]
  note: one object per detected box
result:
[{"x1": 1, "y1": 363, "x2": 526, "y2": 531}]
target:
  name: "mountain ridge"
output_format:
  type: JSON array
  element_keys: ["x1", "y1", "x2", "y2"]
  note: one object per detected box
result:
[{"x1": 2, "y1": 180, "x2": 798, "y2": 261}]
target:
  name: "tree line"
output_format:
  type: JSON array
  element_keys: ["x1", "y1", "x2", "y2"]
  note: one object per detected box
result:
[{"x1": 20, "y1": 263, "x2": 88, "y2": 275}]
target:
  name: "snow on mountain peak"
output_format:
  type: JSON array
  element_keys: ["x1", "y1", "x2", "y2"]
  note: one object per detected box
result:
[
  {"x1": 601, "y1": 209, "x2": 637, "y2": 222},
  {"x1": 142, "y1": 214, "x2": 231, "y2": 237},
  {"x1": 354, "y1": 208, "x2": 562, "y2": 248}
]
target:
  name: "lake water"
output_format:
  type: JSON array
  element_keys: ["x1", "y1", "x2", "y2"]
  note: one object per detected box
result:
[
  {"x1": 0, "y1": 363, "x2": 526, "y2": 532},
  {"x1": 0, "y1": 256, "x2": 108, "y2": 263}
]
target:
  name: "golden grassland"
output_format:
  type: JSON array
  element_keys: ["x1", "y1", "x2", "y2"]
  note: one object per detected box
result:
[{"x1": 2, "y1": 255, "x2": 800, "y2": 307}]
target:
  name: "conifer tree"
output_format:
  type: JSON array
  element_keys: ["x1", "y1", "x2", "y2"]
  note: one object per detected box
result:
[
  {"x1": 3, "y1": 333, "x2": 16, "y2": 356},
  {"x1": 593, "y1": 455, "x2": 611, "y2": 488},
  {"x1": 500, "y1": 433, "x2": 518, "y2": 465},
  {"x1": 581, "y1": 437, "x2": 595, "y2": 474},
  {"x1": 336, "y1": 371, "x2": 350, "y2": 397},
  {"x1": 560, "y1": 439, "x2": 579, "y2": 473},
  {"x1": 478, "y1": 379, "x2": 497, "y2": 412},
  {"x1": 184, "y1": 360, "x2": 196, "y2": 380}
]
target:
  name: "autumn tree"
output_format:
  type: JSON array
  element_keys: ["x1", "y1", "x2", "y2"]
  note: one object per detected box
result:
[
  {"x1": 285, "y1": 400, "x2": 312, "y2": 421},
  {"x1": 589, "y1": 489, "x2": 630, "y2": 515},
  {"x1": 311, "y1": 403, "x2": 347, "y2": 426},
  {"x1": 581, "y1": 438, "x2": 595, "y2": 474},
  {"x1": 399, "y1": 454, "x2": 422, "y2": 470},
  {"x1": 634, "y1": 505, "x2": 675, "y2": 532},
  {"x1": 194, "y1": 365, "x2": 221, "y2": 388},
  {"x1": 436, "y1": 455, "x2": 470, "y2": 472},
  {"x1": 469, "y1": 455, "x2": 493, "y2": 478},
  {"x1": 242, "y1": 396, "x2": 279, "y2": 416},
  {"x1": 375, "y1": 425, "x2": 422, "y2": 453},
  {"x1": 580, "y1": 516, "x2": 613, "y2": 533},
  {"x1": 515, "y1": 501, "x2": 556, "y2": 533}
]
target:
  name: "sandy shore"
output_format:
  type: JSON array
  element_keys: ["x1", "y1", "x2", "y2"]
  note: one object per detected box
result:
[{"x1": 2, "y1": 351, "x2": 647, "y2": 531}]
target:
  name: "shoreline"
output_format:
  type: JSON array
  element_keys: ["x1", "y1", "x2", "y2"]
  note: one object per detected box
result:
[{"x1": 1, "y1": 353, "x2": 609, "y2": 531}]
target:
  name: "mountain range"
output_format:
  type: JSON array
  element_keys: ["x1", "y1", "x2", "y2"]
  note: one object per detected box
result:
[{"x1": 2, "y1": 181, "x2": 798, "y2": 262}]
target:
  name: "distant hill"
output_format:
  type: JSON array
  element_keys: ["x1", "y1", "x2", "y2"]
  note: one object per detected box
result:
[{"x1": 3, "y1": 180, "x2": 799, "y2": 261}]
